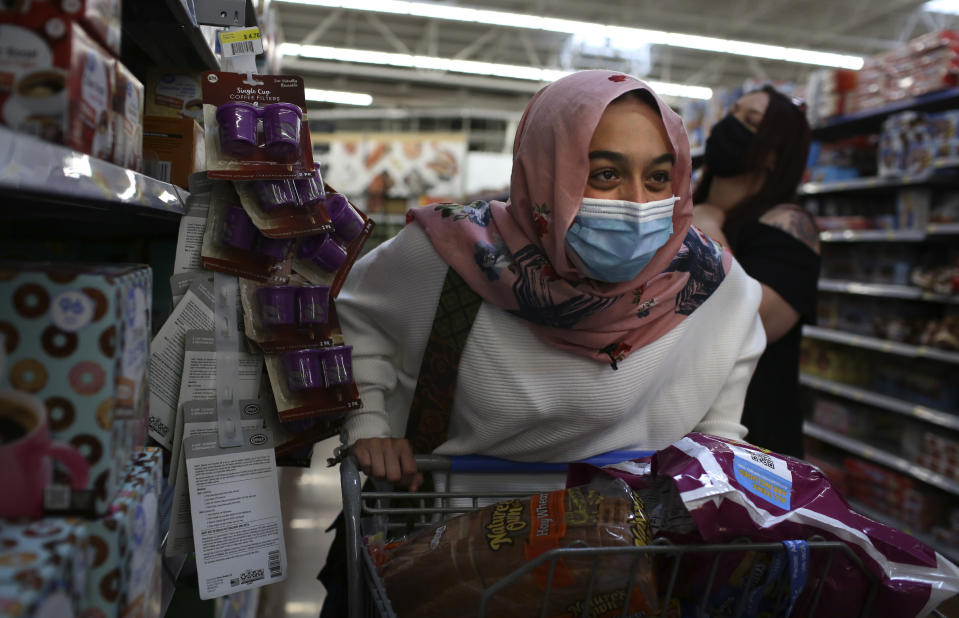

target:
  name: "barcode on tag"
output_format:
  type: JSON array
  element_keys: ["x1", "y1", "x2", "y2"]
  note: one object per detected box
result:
[
  {"x1": 750, "y1": 452, "x2": 776, "y2": 471},
  {"x1": 144, "y1": 160, "x2": 172, "y2": 183},
  {"x1": 230, "y1": 40, "x2": 255, "y2": 56},
  {"x1": 268, "y1": 550, "x2": 282, "y2": 578},
  {"x1": 44, "y1": 485, "x2": 71, "y2": 510}
]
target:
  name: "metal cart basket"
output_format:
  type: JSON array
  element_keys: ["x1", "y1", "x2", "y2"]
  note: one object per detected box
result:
[{"x1": 340, "y1": 453, "x2": 889, "y2": 618}]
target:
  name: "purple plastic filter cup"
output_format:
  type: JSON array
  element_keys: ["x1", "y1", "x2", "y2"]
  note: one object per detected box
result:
[
  {"x1": 262, "y1": 102, "x2": 302, "y2": 161},
  {"x1": 323, "y1": 193, "x2": 365, "y2": 241},
  {"x1": 215, "y1": 102, "x2": 259, "y2": 157},
  {"x1": 253, "y1": 179, "x2": 298, "y2": 211},
  {"x1": 282, "y1": 349, "x2": 323, "y2": 391},
  {"x1": 255, "y1": 235, "x2": 293, "y2": 260},
  {"x1": 221, "y1": 206, "x2": 258, "y2": 250},
  {"x1": 256, "y1": 286, "x2": 297, "y2": 325},
  {"x1": 296, "y1": 285, "x2": 331, "y2": 324},
  {"x1": 293, "y1": 167, "x2": 324, "y2": 208},
  {"x1": 319, "y1": 345, "x2": 353, "y2": 388},
  {"x1": 297, "y1": 233, "x2": 347, "y2": 272}
]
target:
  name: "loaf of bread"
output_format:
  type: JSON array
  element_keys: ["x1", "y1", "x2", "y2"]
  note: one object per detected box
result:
[{"x1": 376, "y1": 479, "x2": 658, "y2": 617}]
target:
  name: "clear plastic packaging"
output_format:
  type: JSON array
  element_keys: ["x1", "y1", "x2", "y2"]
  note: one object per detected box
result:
[{"x1": 238, "y1": 276, "x2": 339, "y2": 354}]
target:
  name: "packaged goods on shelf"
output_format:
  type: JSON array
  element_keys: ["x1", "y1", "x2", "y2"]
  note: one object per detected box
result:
[
  {"x1": 0, "y1": 262, "x2": 152, "y2": 516},
  {"x1": 0, "y1": 518, "x2": 89, "y2": 618},
  {"x1": 0, "y1": 0, "x2": 121, "y2": 56},
  {"x1": 82, "y1": 447, "x2": 162, "y2": 618},
  {"x1": 799, "y1": 339, "x2": 872, "y2": 385},
  {"x1": 144, "y1": 70, "x2": 204, "y2": 124},
  {"x1": 0, "y1": 17, "x2": 115, "y2": 160},
  {"x1": 805, "y1": 68, "x2": 859, "y2": 126},
  {"x1": 142, "y1": 116, "x2": 206, "y2": 189},
  {"x1": 805, "y1": 135, "x2": 877, "y2": 183},
  {"x1": 111, "y1": 62, "x2": 144, "y2": 172}
]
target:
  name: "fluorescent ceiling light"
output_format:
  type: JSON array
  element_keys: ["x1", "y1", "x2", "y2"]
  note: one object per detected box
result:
[
  {"x1": 924, "y1": 0, "x2": 959, "y2": 14},
  {"x1": 305, "y1": 87, "x2": 374, "y2": 105},
  {"x1": 283, "y1": 43, "x2": 713, "y2": 99},
  {"x1": 276, "y1": 0, "x2": 864, "y2": 70}
]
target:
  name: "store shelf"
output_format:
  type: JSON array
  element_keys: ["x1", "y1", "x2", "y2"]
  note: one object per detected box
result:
[
  {"x1": 818, "y1": 229, "x2": 926, "y2": 242},
  {"x1": 122, "y1": 0, "x2": 219, "y2": 73},
  {"x1": 846, "y1": 499, "x2": 959, "y2": 565},
  {"x1": 802, "y1": 326, "x2": 959, "y2": 364},
  {"x1": 803, "y1": 422, "x2": 959, "y2": 496},
  {"x1": 817, "y1": 279, "x2": 959, "y2": 304},
  {"x1": 799, "y1": 374, "x2": 959, "y2": 431},
  {"x1": 811, "y1": 87, "x2": 959, "y2": 142},
  {"x1": 927, "y1": 222, "x2": 959, "y2": 235},
  {"x1": 0, "y1": 127, "x2": 186, "y2": 238}
]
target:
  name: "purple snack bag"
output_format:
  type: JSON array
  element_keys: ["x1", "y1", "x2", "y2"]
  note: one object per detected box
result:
[{"x1": 567, "y1": 433, "x2": 959, "y2": 618}]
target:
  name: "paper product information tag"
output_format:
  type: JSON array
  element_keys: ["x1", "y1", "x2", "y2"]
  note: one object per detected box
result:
[
  {"x1": 148, "y1": 279, "x2": 215, "y2": 447},
  {"x1": 218, "y1": 28, "x2": 263, "y2": 57},
  {"x1": 174, "y1": 205, "x2": 210, "y2": 276},
  {"x1": 185, "y1": 427, "x2": 286, "y2": 599},
  {"x1": 167, "y1": 400, "x2": 266, "y2": 557}
]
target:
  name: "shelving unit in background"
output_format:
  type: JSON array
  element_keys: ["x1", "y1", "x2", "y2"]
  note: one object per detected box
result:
[{"x1": 801, "y1": 96, "x2": 959, "y2": 562}]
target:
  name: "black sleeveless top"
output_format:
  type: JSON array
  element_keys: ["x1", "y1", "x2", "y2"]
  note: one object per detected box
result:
[{"x1": 733, "y1": 218, "x2": 821, "y2": 458}]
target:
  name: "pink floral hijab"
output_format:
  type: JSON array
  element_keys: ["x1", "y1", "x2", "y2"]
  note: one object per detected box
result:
[{"x1": 408, "y1": 70, "x2": 732, "y2": 366}]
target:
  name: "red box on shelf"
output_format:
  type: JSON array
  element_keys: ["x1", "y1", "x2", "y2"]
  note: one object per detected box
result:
[
  {"x1": 0, "y1": 14, "x2": 115, "y2": 160},
  {"x1": 0, "y1": 0, "x2": 121, "y2": 56}
]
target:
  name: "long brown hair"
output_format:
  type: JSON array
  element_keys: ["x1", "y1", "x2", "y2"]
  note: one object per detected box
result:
[{"x1": 692, "y1": 85, "x2": 811, "y2": 246}]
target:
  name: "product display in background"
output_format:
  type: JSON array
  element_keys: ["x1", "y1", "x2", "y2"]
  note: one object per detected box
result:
[
  {"x1": 0, "y1": 262, "x2": 152, "y2": 516},
  {"x1": 313, "y1": 132, "x2": 467, "y2": 200},
  {"x1": 144, "y1": 70, "x2": 204, "y2": 123},
  {"x1": 0, "y1": 17, "x2": 114, "y2": 160},
  {"x1": 142, "y1": 115, "x2": 206, "y2": 189}
]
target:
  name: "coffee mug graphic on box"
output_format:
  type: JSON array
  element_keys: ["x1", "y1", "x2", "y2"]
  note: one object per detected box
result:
[{"x1": 0, "y1": 389, "x2": 90, "y2": 518}]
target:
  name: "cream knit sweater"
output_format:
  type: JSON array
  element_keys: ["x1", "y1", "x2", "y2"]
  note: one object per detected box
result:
[{"x1": 338, "y1": 223, "x2": 765, "y2": 461}]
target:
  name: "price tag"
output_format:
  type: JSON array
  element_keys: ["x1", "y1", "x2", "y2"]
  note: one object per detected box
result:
[{"x1": 218, "y1": 28, "x2": 263, "y2": 57}]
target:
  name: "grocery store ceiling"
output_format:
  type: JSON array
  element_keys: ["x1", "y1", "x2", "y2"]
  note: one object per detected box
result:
[{"x1": 273, "y1": 0, "x2": 959, "y2": 118}]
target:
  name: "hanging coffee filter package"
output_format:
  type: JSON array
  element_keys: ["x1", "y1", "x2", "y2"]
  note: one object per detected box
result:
[
  {"x1": 200, "y1": 71, "x2": 314, "y2": 179},
  {"x1": 567, "y1": 433, "x2": 959, "y2": 618},
  {"x1": 370, "y1": 476, "x2": 659, "y2": 618}
]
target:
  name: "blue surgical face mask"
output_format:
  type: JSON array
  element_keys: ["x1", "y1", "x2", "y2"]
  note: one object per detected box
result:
[{"x1": 565, "y1": 195, "x2": 678, "y2": 283}]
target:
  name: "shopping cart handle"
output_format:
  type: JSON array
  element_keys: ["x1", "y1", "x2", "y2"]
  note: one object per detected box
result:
[{"x1": 429, "y1": 450, "x2": 654, "y2": 473}]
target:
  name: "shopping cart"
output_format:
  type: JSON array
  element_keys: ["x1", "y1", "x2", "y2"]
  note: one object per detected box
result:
[{"x1": 340, "y1": 453, "x2": 891, "y2": 618}]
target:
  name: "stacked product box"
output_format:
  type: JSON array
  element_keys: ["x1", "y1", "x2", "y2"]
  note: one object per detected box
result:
[
  {"x1": 0, "y1": 519, "x2": 89, "y2": 618},
  {"x1": 844, "y1": 457, "x2": 944, "y2": 533},
  {"x1": 0, "y1": 1, "x2": 143, "y2": 170},
  {"x1": 853, "y1": 30, "x2": 959, "y2": 113},
  {"x1": 0, "y1": 262, "x2": 152, "y2": 516}
]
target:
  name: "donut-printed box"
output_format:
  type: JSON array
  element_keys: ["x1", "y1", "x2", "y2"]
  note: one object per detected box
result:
[
  {"x1": 0, "y1": 261, "x2": 153, "y2": 516},
  {"x1": 82, "y1": 447, "x2": 162, "y2": 618},
  {"x1": 0, "y1": 518, "x2": 89, "y2": 618}
]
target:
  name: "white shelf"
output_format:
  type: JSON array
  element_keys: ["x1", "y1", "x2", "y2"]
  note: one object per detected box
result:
[
  {"x1": 819, "y1": 229, "x2": 926, "y2": 242},
  {"x1": 0, "y1": 126, "x2": 187, "y2": 215},
  {"x1": 799, "y1": 374, "x2": 959, "y2": 431},
  {"x1": 817, "y1": 279, "x2": 959, "y2": 304},
  {"x1": 803, "y1": 422, "x2": 959, "y2": 496},
  {"x1": 927, "y1": 222, "x2": 959, "y2": 235},
  {"x1": 802, "y1": 326, "x2": 959, "y2": 364},
  {"x1": 846, "y1": 499, "x2": 959, "y2": 565},
  {"x1": 799, "y1": 160, "x2": 959, "y2": 195}
]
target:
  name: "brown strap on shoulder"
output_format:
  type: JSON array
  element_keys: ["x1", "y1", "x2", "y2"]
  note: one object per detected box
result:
[{"x1": 404, "y1": 267, "x2": 483, "y2": 454}]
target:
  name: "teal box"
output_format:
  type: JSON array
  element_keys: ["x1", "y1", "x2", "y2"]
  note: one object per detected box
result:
[
  {"x1": 0, "y1": 262, "x2": 153, "y2": 516},
  {"x1": 83, "y1": 447, "x2": 163, "y2": 618},
  {"x1": 0, "y1": 518, "x2": 89, "y2": 618}
]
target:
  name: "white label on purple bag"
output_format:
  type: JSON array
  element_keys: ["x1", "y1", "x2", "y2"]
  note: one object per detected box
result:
[{"x1": 729, "y1": 444, "x2": 792, "y2": 510}]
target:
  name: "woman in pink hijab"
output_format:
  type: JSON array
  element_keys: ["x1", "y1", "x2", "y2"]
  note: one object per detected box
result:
[{"x1": 336, "y1": 70, "x2": 766, "y2": 489}]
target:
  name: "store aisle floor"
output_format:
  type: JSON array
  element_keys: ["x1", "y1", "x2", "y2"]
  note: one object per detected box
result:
[{"x1": 258, "y1": 438, "x2": 342, "y2": 618}]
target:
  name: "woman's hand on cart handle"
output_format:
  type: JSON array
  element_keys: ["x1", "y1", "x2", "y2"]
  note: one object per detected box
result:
[{"x1": 352, "y1": 437, "x2": 424, "y2": 492}]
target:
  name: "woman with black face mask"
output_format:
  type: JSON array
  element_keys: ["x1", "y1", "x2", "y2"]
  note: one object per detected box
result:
[{"x1": 692, "y1": 85, "x2": 818, "y2": 458}]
